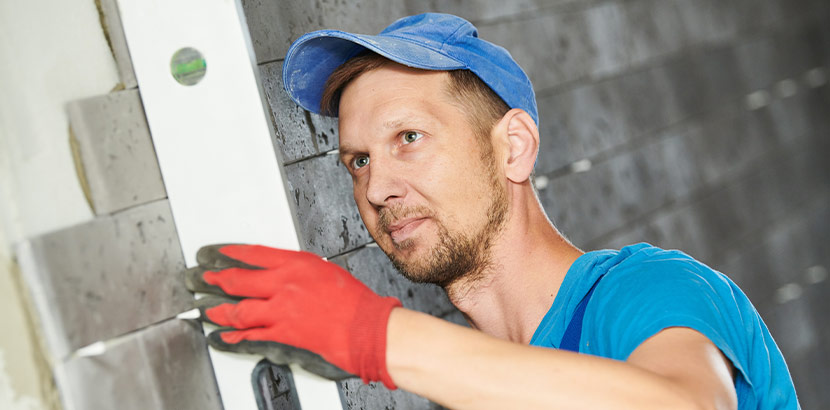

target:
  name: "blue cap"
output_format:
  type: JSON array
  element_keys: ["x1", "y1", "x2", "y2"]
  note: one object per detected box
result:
[{"x1": 282, "y1": 13, "x2": 538, "y2": 125}]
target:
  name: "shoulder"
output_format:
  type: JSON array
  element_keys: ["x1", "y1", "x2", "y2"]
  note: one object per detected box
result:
[
  {"x1": 583, "y1": 244, "x2": 748, "y2": 361},
  {"x1": 598, "y1": 244, "x2": 736, "y2": 301}
]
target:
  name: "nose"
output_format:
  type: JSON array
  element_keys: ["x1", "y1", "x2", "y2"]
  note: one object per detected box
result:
[{"x1": 364, "y1": 156, "x2": 405, "y2": 209}]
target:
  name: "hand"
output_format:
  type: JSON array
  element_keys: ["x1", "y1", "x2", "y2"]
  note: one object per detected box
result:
[{"x1": 184, "y1": 244, "x2": 402, "y2": 388}]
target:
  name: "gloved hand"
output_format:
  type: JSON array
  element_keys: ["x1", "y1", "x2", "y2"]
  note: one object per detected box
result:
[{"x1": 184, "y1": 244, "x2": 402, "y2": 389}]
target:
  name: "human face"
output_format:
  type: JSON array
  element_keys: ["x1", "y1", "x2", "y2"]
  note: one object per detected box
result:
[{"x1": 337, "y1": 63, "x2": 508, "y2": 286}]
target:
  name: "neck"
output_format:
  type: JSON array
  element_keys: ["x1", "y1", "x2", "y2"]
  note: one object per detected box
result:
[{"x1": 444, "y1": 187, "x2": 583, "y2": 344}]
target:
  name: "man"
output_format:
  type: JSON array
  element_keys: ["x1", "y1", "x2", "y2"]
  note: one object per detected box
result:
[{"x1": 186, "y1": 13, "x2": 798, "y2": 409}]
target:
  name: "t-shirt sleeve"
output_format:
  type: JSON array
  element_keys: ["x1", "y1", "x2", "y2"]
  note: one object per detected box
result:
[{"x1": 582, "y1": 254, "x2": 756, "y2": 382}]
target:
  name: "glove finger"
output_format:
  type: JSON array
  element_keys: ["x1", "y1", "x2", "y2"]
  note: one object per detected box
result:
[
  {"x1": 207, "y1": 329, "x2": 355, "y2": 381},
  {"x1": 201, "y1": 267, "x2": 291, "y2": 298},
  {"x1": 196, "y1": 243, "x2": 265, "y2": 270},
  {"x1": 184, "y1": 266, "x2": 229, "y2": 296},
  {"x1": 201, "y1": 296, "x2": 274, "y2": 329},
  {"x1": 192, "y1": 295, "x2": 245, "y2": 327},
  {"x1": 217, "y1": 244, "x2": 321, "y2": 270}
]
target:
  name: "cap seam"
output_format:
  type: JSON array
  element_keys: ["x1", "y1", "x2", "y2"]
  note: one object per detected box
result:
[
  {"x1": 377, "y1": 33, "x2": 468, "y2": 69},
  {"x1": 439, "y1": 20, "x2": 472, "y2": 52}
]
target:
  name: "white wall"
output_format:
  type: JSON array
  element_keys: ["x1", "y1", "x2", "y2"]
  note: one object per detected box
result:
[
  {"x1": 0, "y1": 1, "x2": 120, "y2": 408},
  {"x1": 0, "y1": 0, "x2": 120, "y2": 243}
]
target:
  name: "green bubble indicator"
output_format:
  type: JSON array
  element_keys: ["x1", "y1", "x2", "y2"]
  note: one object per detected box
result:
[{"x1": 170, "y1": 47, "x2": 206, "y2": 86}]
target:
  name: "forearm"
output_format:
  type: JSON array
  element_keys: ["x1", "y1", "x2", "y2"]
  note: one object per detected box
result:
[{"x1": 386, "y1": 308, "x2": 699, "y2": 410}]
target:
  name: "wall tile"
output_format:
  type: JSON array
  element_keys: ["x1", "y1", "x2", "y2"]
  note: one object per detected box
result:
[
  {"x1": 66, "y1": 89, "x2": 167, "y2": 215},
  {"x1": 22, "y1": 199, "x2": 190, "y2": 358},
  {"x1": 536, "y1": 81, "x2": 628, "y2": 174},
  {"x1": 57, "y1": 319, "x2": 221, "y2": 410},
  {"x1": 610, "y1": 65, "x2": 681, "y2": 138},
  {"x1": 260, "y1": 61, "x2": 339, "y2": 163},
  {"x1": 672, "y1": 0, "x2": 740, "y2": 46},
  {"x1": 330, "y1": 246, "x2": 456, "y2": 317},
  {"x1": 479, "y1": 10, "x2": 595, "y2": 91},
  {"x1": 404, "y1": 0, "x2": 585, "y2": 23},
  {"x1": 284, "y1": 154, "x2": 372, "y2": 257},
  {"x1": 241, "y1": 0, "x2": 409, "y2": 64}
]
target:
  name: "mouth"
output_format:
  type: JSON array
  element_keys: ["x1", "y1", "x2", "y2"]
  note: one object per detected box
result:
[{"x1": 387, "y1": 217, "x2": 429, "y2": 244}]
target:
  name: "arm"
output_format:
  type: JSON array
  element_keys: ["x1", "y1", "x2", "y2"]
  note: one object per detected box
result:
[
  {"x1": 186, "y1": 244, "x2": 737, "y2": 409},
  {"x1": 387, "y1": 308, "x2": 737, "y2": 410}
]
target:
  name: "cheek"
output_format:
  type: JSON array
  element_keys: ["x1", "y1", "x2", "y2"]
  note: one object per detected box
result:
[{"x1": 353, "y1": 186, "x2": 378, "y2": 225}]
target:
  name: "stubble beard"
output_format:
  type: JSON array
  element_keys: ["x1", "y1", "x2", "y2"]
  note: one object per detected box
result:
[{"x1": 376, "y1": 152, "x2": 508, "y2": 289}]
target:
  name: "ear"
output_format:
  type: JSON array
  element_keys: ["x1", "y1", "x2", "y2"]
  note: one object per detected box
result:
[{"x1": 494, "y1": 108, "x2": 539, "y2": 184}]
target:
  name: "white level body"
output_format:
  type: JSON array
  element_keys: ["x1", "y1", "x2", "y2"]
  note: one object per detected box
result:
[{"x1": 115, "y1": 0, "x2": 342, "y2": 408}]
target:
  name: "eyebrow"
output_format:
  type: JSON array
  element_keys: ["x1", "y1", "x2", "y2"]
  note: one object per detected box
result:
[
  {"x1": 383, "y1": 119, "x2": 406, "y2": 129},
  {"x1": 338, "y1": 115, "x2": 430, "y2": 156},
  {"x1": 338, "y1": 144, "x2": 358, "y2": 157}
]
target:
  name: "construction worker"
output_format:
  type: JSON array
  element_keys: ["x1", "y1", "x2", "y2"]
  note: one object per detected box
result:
[{"x1": 186, "y1": 13, "x2": 798, "y2": 409}]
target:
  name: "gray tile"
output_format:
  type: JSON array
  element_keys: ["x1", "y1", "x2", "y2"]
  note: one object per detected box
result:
[
  {"x1": 732, "y1": 0, "x2": 788, "y2": 32},
  {"x1": 330, "y1": 246, "x2": 456, "y2": 317},
  {"x1": 260, "y1": 61, "x2": 339, "y2": 163},
  {"x1": 66, "y1": 89, "x2": 167, "y2": 215},
  {"x1": 661, "y1": 56, "x2": 708, "y2": 122},
  {"x1": 715, "y1": 242, "x2": 777, "y2": 307},
  {"x1": 773, "y1": 30, "x2": 818, "y2": 80},
  {"x1": 672, "y1": 0, "x2": 740, "y2": 46},
  {"x1": 241, "y1": 0, "x2": 409, "y2": 64},
  {"x1": 406, "y1": 0, "x2": 585, "y2": 22},
  {"x1": 284, "y1": 154, "x2": 373, "y2": 257},
  {"x1": 536, "y1": 81, "x2": 628, "y2": 174},
  {"x1": 734, "y1": 37, "x2": 785, "y2": 92},
  {"x1": 584, "y1": 0, "x2": 685, "y2": 76},
  {"x1": 768, "y1": 94, "x2": 811, "y2": 145},
  {"x1": 542, "y1": 144, "x2": 672, "y2": 245},
  {"x1": 648, "y1": 206, "x2": 712, "y2": 264},
  {"x1": 479, "y1": 10, "x2": 595, "y2": 91},
  {"x1": 583, "y1": 3, "x2": 628, "y2": 77},
  {"x1": 610, "y1": 65, "x2": 681, "y2": 138},
  {"x1": 97, "y1": 0, "x2": 137, "y2": 89},
  {"x1": 21, "y1": 199, "x2": 190, "y2": 358},
  {"x1": 696, "y1": 46, "x2": 746, "y2": 105},
  {"x1": 688, "y1": 108, "x2": 771, "y2": 187},
  {"x1": 621, "y1": 0, "x2": 685, "y2": 64},
  {"x1": 764, "y1": 297, "x2": 819, "y2": 361},
  {"x1": 57, "y1": 318, "x2": 221, "y2": 410}
]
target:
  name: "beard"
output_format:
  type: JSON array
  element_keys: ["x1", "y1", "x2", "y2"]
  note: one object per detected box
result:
[{"x1": 375, "y1": 153, "x2": 508, "y2": 289}]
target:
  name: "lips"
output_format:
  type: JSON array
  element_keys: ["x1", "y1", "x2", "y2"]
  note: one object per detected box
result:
[{"x1": 387, "y1": 217, "x2": 428, "y2": 243}]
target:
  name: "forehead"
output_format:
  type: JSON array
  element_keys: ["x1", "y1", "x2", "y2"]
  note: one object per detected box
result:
[{"x1": 337, "y1": 64, "x2": 461, "y2": 144}]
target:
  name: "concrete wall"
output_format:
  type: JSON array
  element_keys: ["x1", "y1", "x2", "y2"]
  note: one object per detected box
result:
[
  {"x1": 244, "y1": 0, "x2": 830, "y2": 407},
  {"x1": 1, "y1": 0, "x2": 827, "y2": 409}
]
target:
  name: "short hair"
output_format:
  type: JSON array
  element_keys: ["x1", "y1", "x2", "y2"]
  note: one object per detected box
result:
[{"x1": 320, "y1": 51, "x2": 510, "y2": 143}]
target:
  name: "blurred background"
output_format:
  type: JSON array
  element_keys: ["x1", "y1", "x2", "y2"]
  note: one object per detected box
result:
[{"x1": 1, "y1": 0, "x2": 828, "y2": 409}]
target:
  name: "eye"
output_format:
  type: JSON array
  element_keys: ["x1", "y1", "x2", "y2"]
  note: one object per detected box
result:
[
  {"x1": 351, "y1": 155, "x2": 370, "y2": 170},
  {"x1": 401, "y1": 131, "x2": 424, "y2": 144}
]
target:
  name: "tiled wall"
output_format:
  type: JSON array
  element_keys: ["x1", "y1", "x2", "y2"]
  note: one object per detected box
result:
[
  {"x1": 244, "y1": 0, "x2": 830, "y2": 407},
  {"x1": 14, "y1": 0, "x2": 828, "y2": 409},
  {"x1": 15, "y1": 0, "x2": 224, "y2": 406}
]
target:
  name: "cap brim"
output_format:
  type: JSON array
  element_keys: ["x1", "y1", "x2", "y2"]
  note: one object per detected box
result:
[{"x1": 282, "y1": 30, "x2": 467, "y2": 115}]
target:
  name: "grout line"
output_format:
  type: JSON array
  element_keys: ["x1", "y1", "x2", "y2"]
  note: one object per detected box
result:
[
  {"x1": 65, "y1": 307, "x2": 198, "y2": 362},
  {"x1": 532, "y1": 20, "x2": 825, "y2": 100},
  {"x1": 536, "y1": 64, "x2": 828, "y2": 188},
  {"x1": 581, "y1": 130, "x2": 823, "y2": 253}
]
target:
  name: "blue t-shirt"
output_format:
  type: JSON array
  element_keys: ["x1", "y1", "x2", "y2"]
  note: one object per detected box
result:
[{"x1": 529, "y1": 243, "x2": 799, "y2": 409}]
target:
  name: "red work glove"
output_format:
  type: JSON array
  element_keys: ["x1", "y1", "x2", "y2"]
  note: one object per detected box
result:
[{"x1": 184, "y1": 244, "x2": 402, "y2": 389}]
